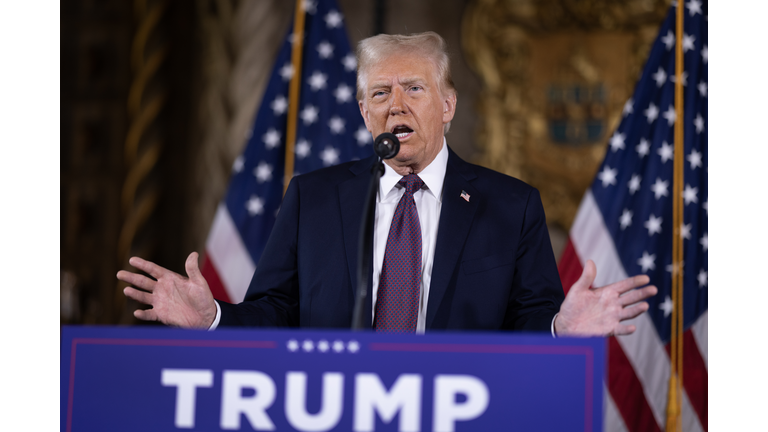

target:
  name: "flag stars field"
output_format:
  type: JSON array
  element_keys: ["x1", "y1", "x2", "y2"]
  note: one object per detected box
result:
[
  {"x1": 308, "y1": 71, "x2": 328, "y2": 90},
  {"x1": 623, "y1": 98, "x2": 633, "y2": 115},
  {"x1": 645, "y1": 102, "x2": 659, "y2": 123},
  {"x1": 280, "y1": 63, "x2": 294, "y2": 81},
  {"x1": 636, "y1": 139, "x2": 650, "y2": 157},
  {"x1": 638, "y1": 251, "x2": 656, "y2": 272},
  {"x1": 355, "y1": 126, "x2": 371, "y2": 145},
  {"x1": 661, "y1": 30, "x2": 675, "y2": 50},
  {"x1": 686, "y1": 0, "x2": 702, "y2": 16},
  {"x1": 662, "y1": 105, "x2": 676, "y2": 126},
  {"x1": 619, "y1": 209, "x2": 633, "y2": 230},
  {"x1": 324, "y1": 10, "x2": 343, "y2": 28},
  {"x1": 317, "y1": 41, "x2": 334, "y2": 59},
  {"x1": 687, "y1": 148, "x2": 703, "y2": 169},
  {"x1": 320, "y1": 146, "x2": 340, "y2": 166},
  {"x1": 693, "y1": 114, "x2": 705, "y2": 133},
  {"x1": 333, "y1": 83, "x2": 353, "y2": 103},
  {"x1": 342, "y1": 53, "x2": 356, "y2": 72},
  {"x1": 657, "y1": 141, "x2": 674, "y2": 163},
  {"x1": 659, "y1": 296, "x2": 673, "y2": 318},
  {"x1": 697, "y1": 269, "x2": 707, "y2": 288},
  {"x1": 300, "y1": 105, "x2": 319, "y2": 125},
  {"x1": 597, "y1": 166, "x2": 617, "y2": 187},
  {"x1": 651, "y1": 177, "x2": 669, "y2": 199},
  {"x1": 697, "y1": 81, "x2": 707, "y2": 97},
  {"x1": 295, "y1": 139, "x2": 311, "y2": 159},
  {"x1": 680, "y1": 223, "x2": 692, "y2": 240},
  {"x1": 628, "y1": 174, "x2": 642, "y2": 194},
  {"x1": 246, "y1": 195, "x2": 265, "y2": 216},
  {"x1": 682, "y1": 33, "x2": 695, "y2": 52},
  {"x1": 645, "y1": 214, "x2": 663, "y2": 236},
  {"x1": 263, "y1": 129, "x2": 282, "y2": 149},
  {"x1": 328, "y1": 116, "x2": 345, "y2": 134},
  {"x1": 610, "y1": 132, "x2": 626, "y2": 152},
  {"x1": 254, "y1": 162, "x2": 273, "y2": 183},
  {"x1": 232, "y1": 156, "x2": 244, "y2": 173},
  {"x1": 683, "y1": 184, "x2": 698, "y2": 205},
  {"x1": 271, "y1": 95, "x2": 288, "y2": 115}
]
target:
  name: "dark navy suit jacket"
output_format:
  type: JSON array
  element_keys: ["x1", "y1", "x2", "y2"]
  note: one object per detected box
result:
[{"x1": 218, "y1": 147, "x2": 564, "y2": 331}]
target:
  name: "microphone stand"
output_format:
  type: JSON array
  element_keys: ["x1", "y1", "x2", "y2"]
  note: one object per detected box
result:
[
  {"x1": 351, "y1": 133, "x2": 399, "y2": 330},
  {"x1": 351, "y1": 158, "x2": 384, "y2": 330}
]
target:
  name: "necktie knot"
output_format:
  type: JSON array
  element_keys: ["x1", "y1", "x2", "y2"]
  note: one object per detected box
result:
[{"x1": 399, "y1": 174, "x2": 424, "y2": 196}]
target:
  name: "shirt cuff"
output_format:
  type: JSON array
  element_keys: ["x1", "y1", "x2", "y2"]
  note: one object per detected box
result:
[
  {"x1": 551, "y1": 313, "x2": 558, "y2": 338},
  {"x1": 208, "y1": 301, "x2": 222, "y2": 331}
]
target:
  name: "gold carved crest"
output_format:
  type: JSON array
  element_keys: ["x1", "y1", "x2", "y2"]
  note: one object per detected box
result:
[{"x1": 462, "y1": 0, "x2": 669, "y2": 230}]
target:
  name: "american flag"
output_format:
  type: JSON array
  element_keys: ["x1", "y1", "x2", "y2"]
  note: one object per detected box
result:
[
  {"x1": 558, "y1": 1, "x2": 707, "y2": 431},
  {"x1": 201, "y1": 0, "x2": 372, "y2": 303}
]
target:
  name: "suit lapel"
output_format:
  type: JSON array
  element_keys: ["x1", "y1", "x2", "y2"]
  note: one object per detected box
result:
[
  {"x1": 339, "y1": 155, "x2": 377, "y2": 328},
  {"x1": 426, "y1": 149, "x2": 479, "y2": 328}
]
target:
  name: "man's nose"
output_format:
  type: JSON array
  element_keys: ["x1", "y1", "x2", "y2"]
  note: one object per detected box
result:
[{"x1": 389, "y1": 88, "x2": 407, "y2": 116}]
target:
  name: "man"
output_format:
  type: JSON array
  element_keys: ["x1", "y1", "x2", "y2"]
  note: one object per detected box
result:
[{"x1": 118, "y1": 32, "x2": 656, "y2": 336}]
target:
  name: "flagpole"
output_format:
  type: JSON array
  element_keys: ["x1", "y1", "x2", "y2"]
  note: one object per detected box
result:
[
  {"x1": 665, "y1": 1, "x2": 685, "y2": 431},
  {"x1": 283, "y1": 0, "x2": 306, "y2": 195}
]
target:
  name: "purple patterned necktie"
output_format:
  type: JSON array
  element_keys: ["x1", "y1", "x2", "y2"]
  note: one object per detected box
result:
[{"x1": 374, "y1": 174, "x2": 424, "y2": 332}]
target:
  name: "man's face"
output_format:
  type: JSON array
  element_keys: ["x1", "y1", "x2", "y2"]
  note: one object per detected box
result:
[{"x1": 358, "y1": 52, "x2": 456, "y2": 174}]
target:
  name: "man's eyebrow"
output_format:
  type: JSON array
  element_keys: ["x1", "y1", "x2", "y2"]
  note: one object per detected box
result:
[{"x1": 399, "y1": 77, "x2": 426, "y2": 87}]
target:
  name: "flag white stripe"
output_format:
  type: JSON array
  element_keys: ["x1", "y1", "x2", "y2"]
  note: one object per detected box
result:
[
  {"x1": 690, "y1": 310, "x2": 708, "y2": 369},
  {"x1": 603, "y1": 384, "x2": 629, "y2": 432},
  {"x1": 206, "y1": 204, "x2": 256, "y2": 303},
  {"x1": 682, "y1": 386, "x2": 705, "y2": 432}
]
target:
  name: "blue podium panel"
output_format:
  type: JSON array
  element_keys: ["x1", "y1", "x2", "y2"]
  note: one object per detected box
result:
[{"x1": 61, "y1": 326, "x2": 604, "y2": 432}]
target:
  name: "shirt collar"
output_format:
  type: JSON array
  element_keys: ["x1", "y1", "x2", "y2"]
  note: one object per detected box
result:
[{"x1": 379, "y1": 137, "x2": 448, "y2": 202}]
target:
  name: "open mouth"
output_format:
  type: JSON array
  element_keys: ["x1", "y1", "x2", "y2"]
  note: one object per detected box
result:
[{"x1": 392, "y1": 125, "x2": 414, "y2": 139}]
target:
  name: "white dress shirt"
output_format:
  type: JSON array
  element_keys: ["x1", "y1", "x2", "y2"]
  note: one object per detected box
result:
[{"x1": 372, "y1": 139, "x2": 448, "y2": 333}]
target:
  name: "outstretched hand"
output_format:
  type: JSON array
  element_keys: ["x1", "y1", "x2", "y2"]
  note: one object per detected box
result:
[
  {"x1": 117, "y1": 252, "x2": 217, "y2": 329},
  {"x1": 555, "y1": 260, "x2": 657, "y2": 337}
]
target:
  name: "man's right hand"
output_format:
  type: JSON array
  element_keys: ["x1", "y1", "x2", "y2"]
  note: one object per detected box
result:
[{"x1": 117, "y1": 252, "x2": 217, "y2": 329}]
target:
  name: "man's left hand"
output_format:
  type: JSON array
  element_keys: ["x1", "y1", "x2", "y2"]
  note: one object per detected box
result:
[{"x1": 555, "y1": 260, "x2": 658, "y2": 337}]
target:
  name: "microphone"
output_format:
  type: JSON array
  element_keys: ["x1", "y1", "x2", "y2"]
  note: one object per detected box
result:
[{"x1": 374, "y1": 132, "x2": 400, "y2": 159}]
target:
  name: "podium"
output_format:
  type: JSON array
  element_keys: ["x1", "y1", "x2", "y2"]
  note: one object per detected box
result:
[{"x1": 61, "y1": 326, "x2": 604, "y2": 431}]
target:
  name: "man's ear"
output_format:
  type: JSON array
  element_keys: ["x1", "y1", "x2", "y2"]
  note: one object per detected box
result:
[{"x1": 442, "y1": 92, "x2": 457, "y2": 124}]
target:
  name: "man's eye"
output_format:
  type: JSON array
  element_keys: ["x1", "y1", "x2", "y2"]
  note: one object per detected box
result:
[
  {"x1": 373, "y1": 91, "x2": 386, "y2": 97},
  {"x1": 410, "y1": 86, "x2": 422, "y2": 92}
]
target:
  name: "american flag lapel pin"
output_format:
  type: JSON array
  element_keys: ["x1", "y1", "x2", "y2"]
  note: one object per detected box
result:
[{"x1": 460, "y1": 190, "x2": 470, "y2": 202}]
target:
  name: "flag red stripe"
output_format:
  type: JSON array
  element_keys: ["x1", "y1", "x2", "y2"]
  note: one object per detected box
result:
[
  {"x1": 201, "y1": 253, "x2": 232, "y2": 303},
  {"x1": 683, "y1": 329, "x2": 708, "y2": 430},
  {"x1": 608, "y1": 337, "x2": 662, "y2": 432},
  {"x1": 558, "y1": 239, "x2": 582, "y2": 295}
]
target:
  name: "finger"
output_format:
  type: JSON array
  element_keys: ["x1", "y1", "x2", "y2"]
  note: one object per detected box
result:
[
  {"x1": 618, "y1": 285, "x2": 658, "y2": 306},
  {"x1": 605, "y1": 274, "x2": 652, "y2": 295},
  {"x1": 570, "y1": 259, "x2": 596, "y2": 293},
  {"x1": 128, "y1": 256, "x2": 169, "y2": 279},
  {"x1": 117, "y1": 270, "x2": 157, "y2": 292},
  {"x1": 123, "y1": 287, "x2": 154, "y2": 306},
  {"x1": 612, "y1": 323, "x2": 637, "y2": 336},
  {"x1": 185, "y1": 252, "x2": 203, "y2": 281},
  {"x1": 619, "y1": 302, "x2": 650, "y2": 321},
  {"x1": 134, "y1": 308, "x2": 158, "y2": 322}
]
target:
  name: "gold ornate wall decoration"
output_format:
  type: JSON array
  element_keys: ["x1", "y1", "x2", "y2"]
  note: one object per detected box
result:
[
  {"x1": 116, "y1": 0, "x2": 169, "y2": 323},
  {"x1": 462, "y1": 0, "x2": 669, "y2": 231}
]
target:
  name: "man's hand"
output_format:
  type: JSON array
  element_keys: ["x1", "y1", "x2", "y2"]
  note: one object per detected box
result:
[
  {"x1": 117, "y1": 252, "x2": 217, "y2": 329},
  {"x1": 555, "y1": 260, "x2": 658, "y2": 337}
]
